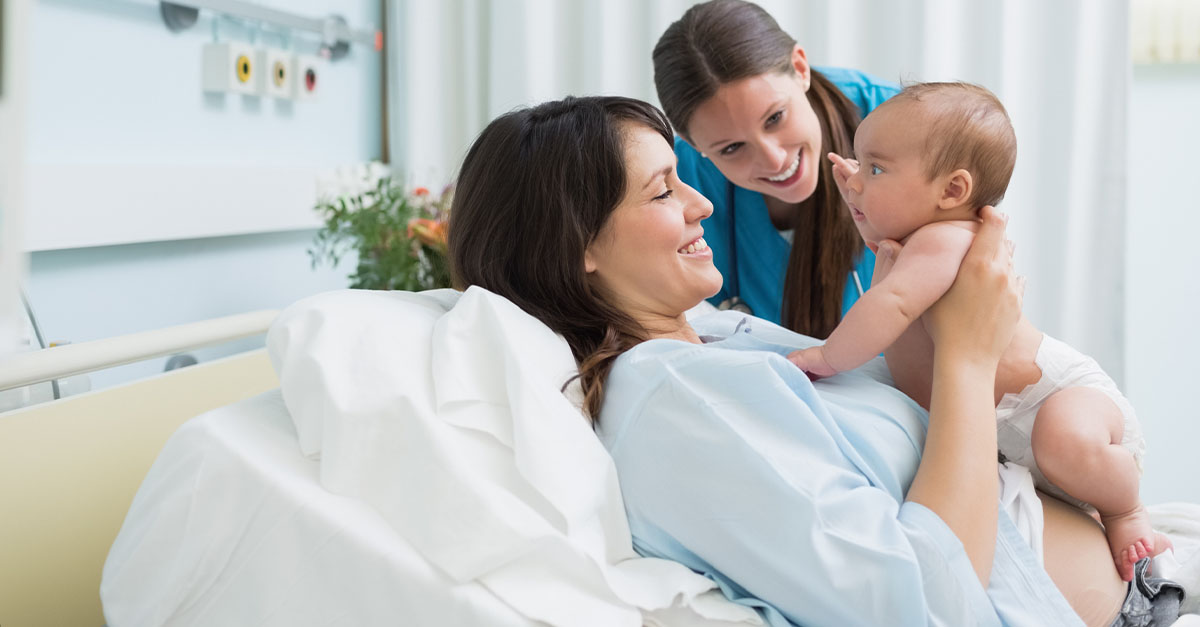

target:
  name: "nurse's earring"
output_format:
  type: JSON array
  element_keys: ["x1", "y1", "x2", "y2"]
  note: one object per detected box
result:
[{"x1": 701, "y1": 152, "x2": 708, "y2": 159}]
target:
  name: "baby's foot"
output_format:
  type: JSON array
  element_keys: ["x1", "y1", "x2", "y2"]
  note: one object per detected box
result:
[{"x1": 1100, "y1": 505, "x2": 1173, "y2": 581}]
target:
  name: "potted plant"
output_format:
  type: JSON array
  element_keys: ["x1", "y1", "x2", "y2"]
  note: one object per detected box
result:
[{"x1": 309, "y1": 162, "x2": 453, "y2": 291}]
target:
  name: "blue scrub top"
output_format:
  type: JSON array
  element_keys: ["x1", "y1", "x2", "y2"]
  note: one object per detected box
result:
[
  {"x1": 676, "y1": 66, "x2": 900, "y2": 325},
  {"x1": 597, "y1": 312, "x2": 1084, "y2": 627}
]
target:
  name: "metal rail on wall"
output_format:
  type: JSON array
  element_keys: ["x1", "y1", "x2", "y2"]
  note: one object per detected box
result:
[{"x1": 159, "y1": 0, "x2": 382, "y2": 60}]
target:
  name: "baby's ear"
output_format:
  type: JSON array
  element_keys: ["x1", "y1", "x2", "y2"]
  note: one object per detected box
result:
[{"x1": 939, "y1": 169, "x2": 973, "y2": 209}]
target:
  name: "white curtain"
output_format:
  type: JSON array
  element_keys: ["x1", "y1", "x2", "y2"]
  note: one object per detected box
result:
[
  {"x1": 385, "y1": 0, "x2": 695, "y2": 186},
  {"x1": 386, "y1": 0, "x2": 1131, "y2": 381}
]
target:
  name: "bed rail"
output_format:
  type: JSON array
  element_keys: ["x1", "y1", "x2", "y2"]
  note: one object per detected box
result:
[{"x1": 0, "y1": 309, "x2": 278, "y2": 392}]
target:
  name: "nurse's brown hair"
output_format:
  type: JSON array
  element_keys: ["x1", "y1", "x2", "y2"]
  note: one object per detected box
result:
[{"x1": 653, "y1": 0, "x2": 864, "y2": 338}]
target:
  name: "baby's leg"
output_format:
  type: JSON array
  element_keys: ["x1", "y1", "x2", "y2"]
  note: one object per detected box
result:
[{"x1": 1031, "y1": 387, "x2": 1170, "y2": 582}]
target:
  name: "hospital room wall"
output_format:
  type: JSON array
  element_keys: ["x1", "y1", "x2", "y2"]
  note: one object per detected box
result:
[
  {"x1": 21, "y1": 0, "x2": 378, "y2": 390},
  {"x1": 1126, "y1": 64, "x2": 1200, "y2": 506}
]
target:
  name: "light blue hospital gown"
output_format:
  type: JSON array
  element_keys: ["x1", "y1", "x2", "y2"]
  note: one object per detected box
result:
[{"x1": 596, "y1": 312, "x2": 1083, "y2": 627}]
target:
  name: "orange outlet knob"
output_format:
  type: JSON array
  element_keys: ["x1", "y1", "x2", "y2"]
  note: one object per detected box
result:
[{"x1": 305, "y1": 68, "x2": 317, "y2": 92}]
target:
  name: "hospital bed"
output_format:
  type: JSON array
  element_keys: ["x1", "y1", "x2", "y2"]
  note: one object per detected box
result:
[
  {"x1": 3, "y1": 290, "x2": 1197, "y2": 627},
  {"x1": 0, "y1": 312, "x2": 279, "y2": 627},
  {"x1": 1, "y1": 291, "x2": 747, "y2": 627}
]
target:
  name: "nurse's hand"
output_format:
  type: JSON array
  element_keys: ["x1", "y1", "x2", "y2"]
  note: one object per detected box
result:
[{"x1": 922, "y1": 205, "x2": 1023, "y2": 367}]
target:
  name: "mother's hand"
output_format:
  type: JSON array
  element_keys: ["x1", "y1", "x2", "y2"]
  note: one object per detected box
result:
[{"x1": 922, "y1": 206, "x2": 1023, "y2": 366}]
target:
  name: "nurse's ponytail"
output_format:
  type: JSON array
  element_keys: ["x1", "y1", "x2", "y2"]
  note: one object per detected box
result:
[{"x1": 781, "y1": 71, "x2": 862, "y2": 338}]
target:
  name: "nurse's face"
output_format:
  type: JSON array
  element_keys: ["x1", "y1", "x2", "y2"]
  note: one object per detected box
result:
[
  {"x1": 685, "y1": 45, "x2": 824, "y2": 205},
  {"x1": 585, "y1": 124, "x2": 722, "y2": 323}
]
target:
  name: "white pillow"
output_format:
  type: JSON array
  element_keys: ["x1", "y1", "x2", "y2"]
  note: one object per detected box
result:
[
  {"x1": 267, "y1": 287, "x2": 762, "y2": 627},
  {"x1": 268, "y1": 288, "x2": 462, "y2": 459}
]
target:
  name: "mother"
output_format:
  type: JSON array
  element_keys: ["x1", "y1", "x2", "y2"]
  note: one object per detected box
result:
[{"x1": 448, "y1": 96, "x2": 1128, "y2": 625}]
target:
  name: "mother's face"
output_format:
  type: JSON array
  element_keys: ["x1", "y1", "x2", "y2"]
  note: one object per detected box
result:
[
  {"x1": 584, "y1": 124, "x2": 722, "y2": 321},
  {"x1": 685, "y1": 46, "x2": 823, "y2": 205}
]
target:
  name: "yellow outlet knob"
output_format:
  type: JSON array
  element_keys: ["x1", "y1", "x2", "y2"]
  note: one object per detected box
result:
[
  {"x1": 273, "y1": 61, "x2": 287, "y2": 88},
  {"x1": 235, "y1": 55, "x2": 252, "y2": 83}
]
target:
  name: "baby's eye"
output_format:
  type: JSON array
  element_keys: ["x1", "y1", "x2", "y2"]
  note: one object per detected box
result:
[{"x1": 870, "y1": 165, "x2": 883, "y2": 175}]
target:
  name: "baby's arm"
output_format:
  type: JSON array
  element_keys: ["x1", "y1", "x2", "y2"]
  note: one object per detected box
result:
[{"x1": 789, "y1": 223, "x2": 975, "y2": 376}]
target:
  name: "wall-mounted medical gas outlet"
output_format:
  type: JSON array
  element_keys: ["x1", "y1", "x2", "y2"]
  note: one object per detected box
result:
[
  {"x1": 257, "y1": 48, "x2": 294, "y2": 99},
  {"x1": 161, "y1": 1, "x2": 383, "y2": 61},
  {"x1": 292, "y1": 54, "x2": 320, "y2": 101},
  {"x1": 202, "y1": 42, "x2": 258, "y2": 95}
]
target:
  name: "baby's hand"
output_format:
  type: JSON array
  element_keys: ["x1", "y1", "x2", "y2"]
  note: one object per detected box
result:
[
  {"x1": 827, "y1": 152, "x2": 859, "y2": 205},
  {"x1": 787, "y1": 346, "x2": 838, "y2": 380}
]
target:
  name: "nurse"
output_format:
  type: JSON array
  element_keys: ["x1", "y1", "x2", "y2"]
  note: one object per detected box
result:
[{"x1": 652, "y1": 0, "x2": 898, "y2": 338}]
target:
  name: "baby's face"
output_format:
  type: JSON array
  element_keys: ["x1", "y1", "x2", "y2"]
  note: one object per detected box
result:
[{"x1": 842, "y1": 102, "x2": 945, "y2": 244}]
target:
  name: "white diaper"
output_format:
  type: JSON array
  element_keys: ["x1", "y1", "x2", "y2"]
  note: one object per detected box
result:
[{"x1": 995, "y1": 334, "x2": 1145, "y2": 509}]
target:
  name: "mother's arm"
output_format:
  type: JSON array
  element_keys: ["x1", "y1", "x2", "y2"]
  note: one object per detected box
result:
[{"x1": 906, "y1": 206, "x2": 1022, "y2": 585}]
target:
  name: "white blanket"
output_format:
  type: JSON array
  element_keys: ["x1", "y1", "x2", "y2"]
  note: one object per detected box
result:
[
  {"x1": 267, "y1": 287, "x2": 761, "y2": 627},
  {"x1": 101, "y1": 391, "x2": 538, "y2": 626},
  {"x1": 1150, "y1": 502, "x2": 1200, "y2": 615}
]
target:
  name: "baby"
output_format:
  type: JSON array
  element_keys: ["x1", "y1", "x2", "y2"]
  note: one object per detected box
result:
[{"x1": 787, "y1": 82, "x2": 1167, "y2": 581}]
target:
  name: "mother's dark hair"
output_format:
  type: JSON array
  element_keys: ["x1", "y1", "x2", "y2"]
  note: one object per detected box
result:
[{"x1": 449, "y1": 96, "x2": 674, "y2": 421}]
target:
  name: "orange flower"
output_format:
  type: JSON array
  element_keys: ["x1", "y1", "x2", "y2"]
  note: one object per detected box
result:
[
  {"x1": 413, "y1": 186, "x2": 430, "y2": 196},
  {"x1": 407, "y1": 218, "x2": 448, "y2": 249}
]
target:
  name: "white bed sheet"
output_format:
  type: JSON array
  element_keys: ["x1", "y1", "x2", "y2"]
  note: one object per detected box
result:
[{"x1": 101, "y1": 389, "x2": 537, "y2": 627}]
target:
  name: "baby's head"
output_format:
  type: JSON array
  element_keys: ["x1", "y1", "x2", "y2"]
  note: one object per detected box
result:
[
  {"x1": 846, "y1": 82, "x2": 1016, "y2": 243},
  {"x1": 890, "y1": 82, "x2": 1016, "y2": 208}
]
